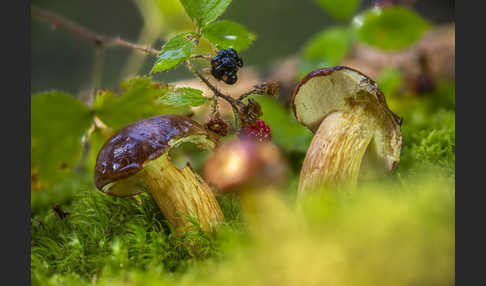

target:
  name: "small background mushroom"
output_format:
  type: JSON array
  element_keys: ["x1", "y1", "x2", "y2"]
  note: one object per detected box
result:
[{"x1": 203, "y1": 139, "x2": 292, "y2": 234}]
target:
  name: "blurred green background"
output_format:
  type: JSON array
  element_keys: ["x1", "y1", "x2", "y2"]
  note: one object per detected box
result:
[{"x1": 31, "y1": 0, "x2": 454, "y2": 95}]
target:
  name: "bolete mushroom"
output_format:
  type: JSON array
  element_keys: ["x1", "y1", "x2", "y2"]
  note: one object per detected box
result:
[
  {"x1": 292, "y1": 66, "x2": 402, "y2": 197},
  {"x1": 94, "y1": 114, "x2": 224, "y2": 233}
]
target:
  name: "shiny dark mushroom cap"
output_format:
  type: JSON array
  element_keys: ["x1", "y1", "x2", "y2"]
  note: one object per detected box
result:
[{"x1": 94, "y1": 114, "x2": 217, "y2": 194}]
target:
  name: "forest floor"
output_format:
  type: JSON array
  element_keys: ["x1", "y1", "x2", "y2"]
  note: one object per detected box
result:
[{"x1": 31, "y1": 80, "x2": 455, "y2": 286}]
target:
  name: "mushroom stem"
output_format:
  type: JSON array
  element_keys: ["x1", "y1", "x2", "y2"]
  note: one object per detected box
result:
[
  {"x1": 298, "y1": 108, "x2": 374, "y2": 197},
  {"x1": 141, "y1": 154, "x2": 224, "y2": 233}
]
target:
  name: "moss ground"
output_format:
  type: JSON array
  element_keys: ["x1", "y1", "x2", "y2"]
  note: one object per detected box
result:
[{"x1": 31, "y1": 81, "x2": 455, "y2": 286}]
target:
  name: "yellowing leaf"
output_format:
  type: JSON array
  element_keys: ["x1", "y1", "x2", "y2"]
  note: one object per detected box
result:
[
  {"x1": 93, "y1": 77, "x2": 190, "y2": 130},
  {"x1": 156, "y1": 87, "x2": 207, "y2": 107},
  {"x1": 31, "y1": 92, "x2": 93, "y2": 191}
]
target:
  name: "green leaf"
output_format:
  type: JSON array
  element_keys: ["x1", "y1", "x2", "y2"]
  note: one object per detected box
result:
[
  {"x1": 151, "y1": 32, "x2": 196, "y2": 74},
  {"x1": 302, "y1": 26, "x2": 351, "y2": 65},
  {"x1": 31, "y1": 92, "x2": 93, "y2": 191},
  {"x1": 354, "y1": 6, "x2": 429, "y2": 51},
  {"x1": 157, "y1": 87, "x2": 207, "y2": 107},
  {"x1": 202, "y1": 20, "x2": 256, "y2": 51},
  {"x1": 316, "y1": 0, "x2": 361, "y2": 20},
  {"x1": 93, "y1": 77, "x2": 190, "y2": 130},
  {"x1": 180, "y1": 0, "x2": 232, "y2": 27},
  {"x1": 252, "y1": 96, "x2": 313, "y2": 153}
]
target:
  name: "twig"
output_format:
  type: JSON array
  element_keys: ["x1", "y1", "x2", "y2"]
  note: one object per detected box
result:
[
  {"x1": 210, "y1": 97, "x2": 219, "y2": 116},
  {"x1": 190, "y1": 54, "x2": 213, "y2": 61},
  {"x1": 184, "y1": 60, "x2": 244, "y2": 128},
  {"x1": 238, "y1": 89, "x2": 264, "y2": 101},
  {"x1": 31, "y1": 6, "x2": 160, "y2": 55},
  {"x1": 32, "y1": 5, "x2": 247, "y2": 129},
  {"x1": 238, "y1": 81, "x2": 280, "y2": 101},
  {"x1": 91, "y1": 45, "x2": 104, "y2": 104}
]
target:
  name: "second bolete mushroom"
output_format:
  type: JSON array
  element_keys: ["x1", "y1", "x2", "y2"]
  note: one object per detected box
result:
[
  {"x1": 292, "y1": 66, "x2": 402, "y2": 197},
  {"x1": 94, "y1": 114, "x2": 223, "y2": 233}
]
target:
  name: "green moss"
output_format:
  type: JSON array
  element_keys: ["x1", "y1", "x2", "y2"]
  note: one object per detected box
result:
[
  {"x1": 31, "y1": 182, "x2": 242, "y2": 285},
  {"x1": 32, "y1": 176, "x2": 454, "y2": 286},
  {"x1": 31, "y1": 80, "x2": 455, "y2": 286}
]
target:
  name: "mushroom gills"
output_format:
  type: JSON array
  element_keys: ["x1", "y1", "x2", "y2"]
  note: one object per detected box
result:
[{"x1": 298, "y1": 106, "x2": 375, "y2": 196}]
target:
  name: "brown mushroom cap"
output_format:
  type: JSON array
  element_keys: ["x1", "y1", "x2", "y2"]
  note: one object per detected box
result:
[
  {"x1": 292, "y1": 66, "x2": 402, "y2": 172},
  {"x1": 203, "y1": 140, "x2": 287, "y2": 193},
  {"x1": 94, "y1": 114, "x2": 217, "y2": 195},
  {"x1": 292, "y1": 66, "x2": 402, "y2": 132}
]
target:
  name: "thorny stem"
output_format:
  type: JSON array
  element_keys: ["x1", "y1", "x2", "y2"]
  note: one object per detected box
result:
[
  {"x1": 190, "y1": 54, "x2": 213, "y2": 61},
  {"x1": 210, "y1": 97, "x2": 219, "y2": 116},
  {"x1": 31, "y1": 6, "x2": 160, "y2": 55},
  {"x1": 32, "y1": 6, "x2": 248, "y2": 129},
  {"x1": 238, "y1": 89, "x2": 265, "y2": 101},
  {"x1": 184, "y1": 60, "x2": 244, "y2": 128}
]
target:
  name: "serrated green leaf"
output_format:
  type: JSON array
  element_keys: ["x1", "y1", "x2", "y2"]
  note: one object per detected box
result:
[
  {"x1": 316, "y1": 0, "x2": 361, "y2": 20},
  {"x1": 157, "y1": 87, "x2": 207, "y2": 107},
  {"x1": 180, "y1": 0, "x2": 231, "y2": 27},
  {"x1": 302, "y1": 26, "x2": 351, "y2": 65},
  {"x1": 31, "y1": 92, "x2": 93, "y2": 191},
  {"x1": 202, "y1": 20, "x2": 255, "y2": 51},
  {"x1": 253, "y1": 96, "x2": 313, "y2": 153},
  {"x1": 151, "y1": 32, "x2": 195, "y2": 74},
  {"x1": 93, "y1": 77, "x2": 190, "y2": 130},
  {"x1": 354, "y1": 6, "x2": 429, "y2": 51}
]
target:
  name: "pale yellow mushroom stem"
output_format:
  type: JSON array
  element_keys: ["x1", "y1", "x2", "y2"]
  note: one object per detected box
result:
[{"x1": 297, "y1": 106, "x2": 375, "y2": 198}]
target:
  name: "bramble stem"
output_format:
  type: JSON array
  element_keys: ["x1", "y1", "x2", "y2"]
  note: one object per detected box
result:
[
  {"x1": 31, "y1": 6, "x2": 160, "y2": 55},
  {"x1": 184, "y1": 60, "x2": 244, "y2": 128},
  {"x1": 210, "y1": 97, "x2": 219, "y2": 116},
  {"x1": 238, "y1": 89, "x2": 265, "y2": 101},
  {"x1": 32, "y1": 6, "x2": 246, "y2": 129},
  {"x1": 190, "y1": 54, "x2": 213, "y2": 61}
]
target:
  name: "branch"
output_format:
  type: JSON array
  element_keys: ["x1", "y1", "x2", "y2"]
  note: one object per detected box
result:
[
  {"x1": 31, "y1": 6, "x2": 160, "y2": 55},
  {"x1": 184, "y1": 60, "x2": 244, "y2": 128},
  {"x1": 31, "y1": 5, "x2": 249, "y2": 129}
]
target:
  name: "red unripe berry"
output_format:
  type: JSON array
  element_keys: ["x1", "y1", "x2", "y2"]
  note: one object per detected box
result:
[{"x1": 238, "y1": 120, "x2": 272, "y2": 142}]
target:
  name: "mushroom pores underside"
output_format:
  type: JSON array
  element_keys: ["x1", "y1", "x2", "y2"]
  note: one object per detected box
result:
[{"x1": 292, "y1": 66, "x2": 402, "y2": 195}]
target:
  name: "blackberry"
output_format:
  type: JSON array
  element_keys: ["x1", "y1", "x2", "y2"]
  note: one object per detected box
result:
[{"x1": 211, "y1": 48, "x2": 243, "y2": 85}]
